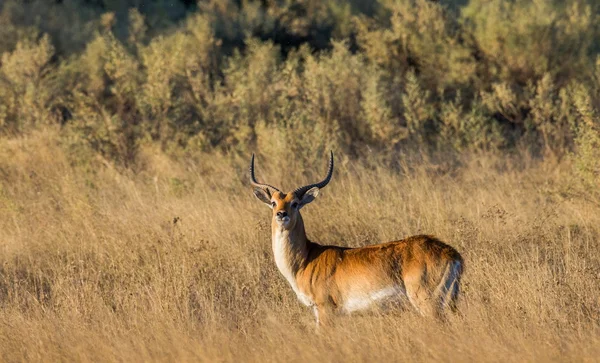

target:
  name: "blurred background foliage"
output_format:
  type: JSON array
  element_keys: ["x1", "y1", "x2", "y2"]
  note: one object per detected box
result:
[{"x1": 0, "y1": 0, "x2": 599, "y2": 185}]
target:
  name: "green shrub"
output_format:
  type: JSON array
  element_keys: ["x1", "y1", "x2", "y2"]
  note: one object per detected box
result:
[
  {"x1": 0, "y1": 0, "x2": 598, "y2": 172},
  {"x1": 0, "y1": 34, "x2": 56, "y2": 133},
  {"x1": 570, "y1": 72, "x2": 600, "y2": 189},
  {"x1": 440, "y1": 93, "x2": 503, "y2": 152}
]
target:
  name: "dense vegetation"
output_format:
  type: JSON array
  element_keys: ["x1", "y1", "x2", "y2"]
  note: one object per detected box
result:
[
  {"x1": 1, "y1": 1, "x2": 599, "y2": 361},
  {"x1": 1, "y1": 1, "x2": 599, "y2": 171}
]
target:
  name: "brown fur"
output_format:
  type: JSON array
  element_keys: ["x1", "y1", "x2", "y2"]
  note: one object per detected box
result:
[{"x1": 260, "y1": 190, "x2": 464, "y2": 325}]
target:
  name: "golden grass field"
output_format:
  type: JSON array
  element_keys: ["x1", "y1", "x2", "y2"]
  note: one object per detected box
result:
[{"x1": 1, "y1": 130, "x2": 599, "y2": 362}]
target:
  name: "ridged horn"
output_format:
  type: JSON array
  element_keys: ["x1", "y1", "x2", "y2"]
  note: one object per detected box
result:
[
  {"x1": 249, "y1": 153, "x2": 282, "y2": 194},
  {"x1": 293, "y1": 151, "x2": 334, "y2": 198}
]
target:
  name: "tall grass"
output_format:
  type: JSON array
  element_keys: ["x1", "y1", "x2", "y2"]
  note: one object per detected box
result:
[{"x1": 0, "y1": 131, "x2": 599, "y2": 361}]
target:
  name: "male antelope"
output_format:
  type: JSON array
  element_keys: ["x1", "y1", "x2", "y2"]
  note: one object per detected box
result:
[{"x1": 251, "y1": 151, "x2": 463, "y2": 325}]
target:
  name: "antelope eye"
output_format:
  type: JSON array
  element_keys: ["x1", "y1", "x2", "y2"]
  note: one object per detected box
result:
[
  {"x1": 291, "y1": 202, "x2": 298, "y2": 209},
  {"x1": 271, "y1": 201, "x2": 277, "y2": 207}
]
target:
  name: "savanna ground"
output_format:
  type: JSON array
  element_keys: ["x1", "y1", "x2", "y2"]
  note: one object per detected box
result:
[
  {"x1": 1, "y1": 0, "x2": 600, "y2": 361},
  {"x1": 1, "y1": 131, "x2": 599, "y2": 362}
]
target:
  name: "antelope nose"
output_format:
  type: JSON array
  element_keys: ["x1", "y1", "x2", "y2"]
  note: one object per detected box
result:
[{"x1": 277, "y1": 211, "x2": 288, "y2": 218}]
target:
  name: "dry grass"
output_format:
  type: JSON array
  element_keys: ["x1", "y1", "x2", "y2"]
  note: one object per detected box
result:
[{"x1": 0, "y1": 131, "x2": 599, "y2": 362}]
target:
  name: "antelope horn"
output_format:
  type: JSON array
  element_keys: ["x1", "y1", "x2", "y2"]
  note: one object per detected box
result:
[
  {"x1": 249, "y1": 153, "x2": 282, "y2": 194},
  {"x1": 293, "y1": 151, "x2": 334, "y2": 198}
]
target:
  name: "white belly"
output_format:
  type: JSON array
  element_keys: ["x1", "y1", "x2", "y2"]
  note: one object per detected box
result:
[{"x1": 343, "y1": 286, "x2": 406, "y2": 313}]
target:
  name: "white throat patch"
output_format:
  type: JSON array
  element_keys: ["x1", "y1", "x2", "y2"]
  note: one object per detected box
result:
[{"x1": 273, "y1": 229, "x2": 313, "y2": 306}]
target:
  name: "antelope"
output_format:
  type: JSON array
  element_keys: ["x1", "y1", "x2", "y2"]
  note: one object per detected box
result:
[{"x1": 251, "y1": 151, "x2": 464, "y2": 326}]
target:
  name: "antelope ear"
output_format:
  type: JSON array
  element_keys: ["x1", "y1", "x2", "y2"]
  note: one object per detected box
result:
[
  {"x1": 253, "y1": 187, "x2": 272, "y2": 207},
  {"x1": 299, "y1": 187, "x2": 319, "y2": 208}
]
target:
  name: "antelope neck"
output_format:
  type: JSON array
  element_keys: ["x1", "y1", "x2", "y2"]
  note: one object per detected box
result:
[{"x1": 271, "y1": 214, "x2": 311, "y2": 303}]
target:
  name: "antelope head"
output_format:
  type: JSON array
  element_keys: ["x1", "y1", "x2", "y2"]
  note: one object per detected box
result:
[{"x1": 250, "y1": 151, "x2": 334, "y2": 230}]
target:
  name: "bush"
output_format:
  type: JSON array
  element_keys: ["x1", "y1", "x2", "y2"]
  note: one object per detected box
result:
[
  {"x1": 0, "y1": 34, "x2": 56, "y2": 133},
  {"x1": 0, "y1": 0, "x2": 598, "y2": 170}
]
